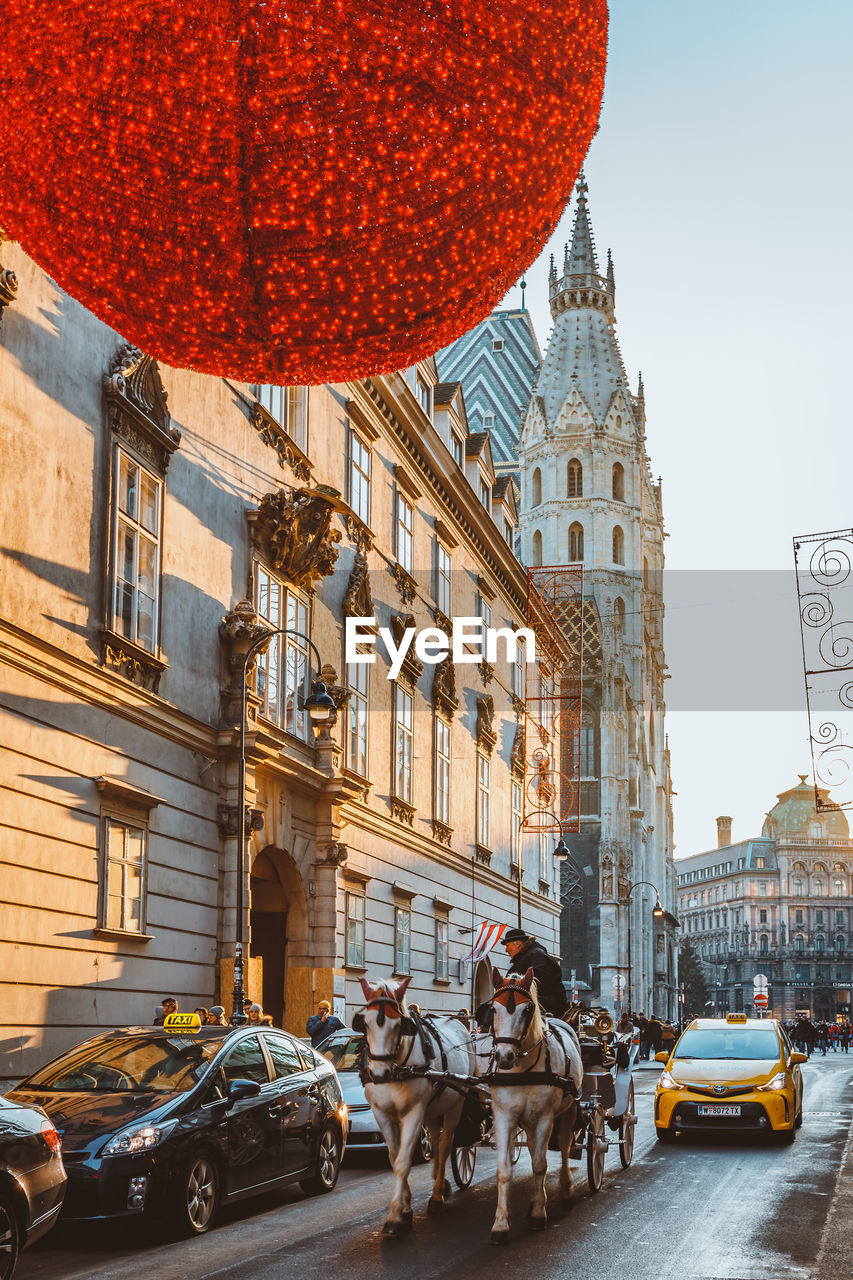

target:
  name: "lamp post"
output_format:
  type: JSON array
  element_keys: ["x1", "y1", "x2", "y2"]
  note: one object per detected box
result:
[
  {"x1": 232, "y1": 627, "x2": 335, "y2": 1025},
  {"x1": 518, "y1": 808, "x2": 573, "y2": 929},
  {"x1": 625, "y1": 880, "x2": 665, "y2": 1016}
]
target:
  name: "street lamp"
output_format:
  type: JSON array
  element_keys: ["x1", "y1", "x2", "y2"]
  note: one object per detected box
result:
[
  {"x1": 518, "y1": 808, "x2": 573, "y2": 929},
  {"x1": 625, "y1": 880, "x2": 665, "y2": 1016},
  {"x1": 232, "y1": 627, "x2": 335, "y2": 1025}
]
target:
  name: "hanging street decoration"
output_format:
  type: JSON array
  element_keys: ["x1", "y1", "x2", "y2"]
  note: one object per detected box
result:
[{"x1": 0, "y1": 1, "x2": 607, "y2": 385}]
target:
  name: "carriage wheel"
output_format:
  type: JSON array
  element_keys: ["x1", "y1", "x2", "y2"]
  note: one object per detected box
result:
[
  {"x1": 619, "y1": 1079, "x2": 635, "y2": 1169},
  {"x1": 511, "y1": 1128, "x2": 524, "y2": 1164},
  {"x1": 451, "y1": 1140, "x2": 477, "y2": 1188},
  {"x1": 586, "y1": 1107, "x2": 606, "y2": 1194}
]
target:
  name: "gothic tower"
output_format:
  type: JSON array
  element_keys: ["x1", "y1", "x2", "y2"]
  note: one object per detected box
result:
[{"x1": 518, "y1": 174, "x2": 677, "y2": 1016}]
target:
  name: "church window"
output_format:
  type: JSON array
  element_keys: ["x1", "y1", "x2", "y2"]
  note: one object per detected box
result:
[
  {"x1": 531, "y1": 468, "x2": 542, "y2": 507},
  {"x1": 612, "y1": 525, "x2": 624, "y2": 565},
  {"x1": 492, "y1": 339, "x2": 504, "y2": 353},
  {"x1": 567, "y1": 459, "x2": 583, "y2": 497},
  {"x1": 615, "y1": 414, "x2": 622, "y2": 429},
  {"x1": 612, "y1": 462, "x2": 625, "y2": 502},
  {"x1": 614, "y1": 597, "x2": 625, "y2": 632},
  {"x1": 569, "y1": 522, "x2": 584, "y2": 563},
  {"x1": 580, "y1": 707, "x2": 597, "y2": 777},
  {"x1": 532, "y1": 531, "x2": 542, "y2": 566},
  {"x1": 483, "y1": 412, "x2": 495, "y2": 427}
]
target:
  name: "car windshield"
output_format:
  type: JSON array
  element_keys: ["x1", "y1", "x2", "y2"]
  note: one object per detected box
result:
[
  {"x1": 320, "y1": 1034, "x2": 362, "y2": 1073},
  {"x1": 25, "y1": 1035, "x2": 222, "y2": 1093},
  {"x1": 674, "y1": 1027, "x2": 780, "y2": 1061}
]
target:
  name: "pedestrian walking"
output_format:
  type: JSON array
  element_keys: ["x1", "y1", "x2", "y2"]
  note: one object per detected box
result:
[
  {"x1": 646, "y1": 1015, "x2": 663, "y2": 1057},
  {"x1": 501, "y1": 928, "x2": 568, "y2": 1017},
  {"x1": 306, "y1": 999, "x2": 344, "y2": 1047},
  {"x1": 617, "y1": 1011, "x2": 633, "y2": 1036},
  {"x1": 660, "y1": 1020, "x2": 677, "y2": 1054},
  {"x1": 636, "y1": 1013, "x2": 649, "y2": 1059},
  {"x1": 154, "y1": 996, "x2": 177, "y2": 1025}
]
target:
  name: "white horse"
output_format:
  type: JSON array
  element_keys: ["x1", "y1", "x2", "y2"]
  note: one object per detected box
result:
[
  {"x1": 480, "y1": 967, "x2": 584, "y2": 1244},
  {"x1": 356, "y1": 975, "x2": 476, "y2": 1236}
]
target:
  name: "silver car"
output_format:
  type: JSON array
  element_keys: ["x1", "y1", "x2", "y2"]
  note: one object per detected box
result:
[{"x1": 318, "y1": 1031, "x2": 431, "y2": 1161}]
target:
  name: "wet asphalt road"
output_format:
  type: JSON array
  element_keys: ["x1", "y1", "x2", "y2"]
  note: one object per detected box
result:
[{"x1": 17, "y1": 1055, "x2": 853, "y2": 1280}]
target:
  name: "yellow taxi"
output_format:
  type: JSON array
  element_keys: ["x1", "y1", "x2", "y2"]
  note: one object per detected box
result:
[{"x1": 654, "y1": 1014, "x2": 807, "y2": 1143}]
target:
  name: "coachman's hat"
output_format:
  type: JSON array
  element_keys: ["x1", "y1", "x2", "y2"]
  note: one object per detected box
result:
[{"x1": 502, "y1": 928, "x2": 532, "y2": 946}]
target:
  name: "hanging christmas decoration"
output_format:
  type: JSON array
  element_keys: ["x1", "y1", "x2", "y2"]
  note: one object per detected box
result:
[{"x1": 0, "y1": 1, "x2": 607, "y2": 384}]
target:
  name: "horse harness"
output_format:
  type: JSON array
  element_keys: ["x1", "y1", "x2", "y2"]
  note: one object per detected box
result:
[
  {"x1": 476, "y1": 984, "x2": 579, "y2": 1095},
  {"x1": 355, "y1": 996, "x2": 449, "y2": 1090}
]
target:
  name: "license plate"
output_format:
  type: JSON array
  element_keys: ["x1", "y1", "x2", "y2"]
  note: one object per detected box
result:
[{"x1": 698, "y1": 1104, "x2": 741, "y2": 1117}]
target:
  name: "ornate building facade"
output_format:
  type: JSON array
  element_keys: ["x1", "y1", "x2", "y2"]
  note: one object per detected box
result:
[
  {"x1": 515, "y1": 176, "x2": 678, "y2": 1017},
  {"x1": 0, "y1": 237, "x2": 561, "y2": 1082},
  {"x1": 678, "y1": 779, "x2": 853, "y2": 1021}
]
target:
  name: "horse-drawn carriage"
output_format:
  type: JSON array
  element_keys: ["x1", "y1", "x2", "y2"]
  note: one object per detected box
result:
[
  {"x1": 447, "y1": 1003, "x2": 638, "y2": 1194},
  {"x1": 355, "y1": 970, "x2": 639, "y2": 1243}
]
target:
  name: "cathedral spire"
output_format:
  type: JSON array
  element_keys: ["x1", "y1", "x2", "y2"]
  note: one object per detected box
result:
[{"x1": 565, "y1": 171, "x2": 599, "y2": 279}]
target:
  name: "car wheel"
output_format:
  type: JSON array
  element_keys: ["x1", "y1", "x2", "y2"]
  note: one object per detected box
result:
[
  {"x1": 655, "y1": 1125, "x2": 675, "y2": 1143},
  {"x1": 414, "y1": 1126, "x2": 433, "y2": 1164},
  {"x1": 178, "y1": 1151, "x2": 220, "y2": 1236},
  {"x1": 0, "y1": 1193, "x2": 20, "y2": 1280},
  {"x1": 794, "y1": 1107, "x2": 803, "y2": 1129},
  {"x1": 777, "y1": 1126, "x2": 796, "y2": 1145},
  {"x1": 301, "y1": 1124, "x2": 341, "y2": 1195}
]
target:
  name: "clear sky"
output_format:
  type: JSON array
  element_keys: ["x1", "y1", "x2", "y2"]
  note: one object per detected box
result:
[{"x1": 500, "y1": 2, "x2": 853, "y2": 859}]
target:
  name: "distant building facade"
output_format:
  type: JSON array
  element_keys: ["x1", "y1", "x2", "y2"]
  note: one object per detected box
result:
[
  {"x1": 677, "y1": 779, "x2": 853, "y2": 1021},
  {"x1": 0, "y1": 238, "x2": 561, "y2": 1081},
  {"x1": 514, "y1": 175, "x2": 677, "y2": 1017}
]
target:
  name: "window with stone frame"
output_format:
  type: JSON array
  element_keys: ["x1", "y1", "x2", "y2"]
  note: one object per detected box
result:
[
  {"x1": 110, "y1": 448, "x2": 162, "y2": 654},
  {"x1": 254, "y1": 564, "x2": 311, "y2": 739},
  {"x1": 348, "y1": 429, "x2": 371, "y2": 524},
  {"x1": 435, "y1": 915, "x2": 449, "y2": 981},
  {"x1": 416, "y1": 373, "x2": 432, "y2": 418},
  {"x1": 612, "y1": 461, "x2": 625, "y2": 502},
  {"x1": 394, "y1": 684, "x2": 414, "y2": 804},
  {"x1": 569, "y1": 522, "x2": 584, "y2": 562},
  {"x1": 95, "y1": 781, "x2": 157, "y2": 937},
  {"x1": 531, "y1": 468, "x2": 542, "y2": 506},
  {"x1": 612, "y1": 524, "x2": 625, "y2": 565},
  {"x1": 435, "y1": 715, "x2": 451, "y2": 826},
  {"x1": 477, "y1": 752, "x2": 490, "y2": 849},
  {"x1": 532, "y1": 530, "x2": 543, "y2": 566},
  {"x1": 435, "y1": 542, "x2": 452, "y2": 617},
  {"x1": 396, "y1": 491, "x2": 414, "y2": 573},
  {"x1": 254, "y1": 384, "x2": 308, "y2": 452},
  {"x1": 580, "y1": 707, "x2": 597, "y2": 777},
  {"x1": 346, "y1": 891, "x2": 365, "y2": 967},
  {"x1": 394, "y1": 904, "x2": 411, "y2": 974},
  {"x1": 345, "y1": 657, "x2": 369, "y2": 776},
  {"x1": 511, "y1": 780, "x2": 523, "y2": 870},
  {"x1": 567, "y1": 458, "x2": 582, "y2": 497}
]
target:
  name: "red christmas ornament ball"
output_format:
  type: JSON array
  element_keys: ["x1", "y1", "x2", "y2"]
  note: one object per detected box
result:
[{"x1": 0, "y1": 1, "x2": 607, "y2": 384}]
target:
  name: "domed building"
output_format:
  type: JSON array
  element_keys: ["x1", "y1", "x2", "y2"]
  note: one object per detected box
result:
[{"x1": 676, "y1": 778, "x2": 853, "y2": 1021}]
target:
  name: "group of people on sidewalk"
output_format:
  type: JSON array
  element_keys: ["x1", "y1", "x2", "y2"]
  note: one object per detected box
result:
[
  {"x1": 153, "y1": 996, "x2": 274, "y2": 1027},
  {"x1": 786, "y1": 1015, "x2": 852, "y2": 1055}
]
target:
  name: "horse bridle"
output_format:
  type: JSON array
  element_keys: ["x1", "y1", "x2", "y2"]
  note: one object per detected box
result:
[
  {"x1": 354, "y1": 996, "x2": 417, "y2": 1064},
  {"x1": 482, "y1": 983, "x2": 540, "y2": 1056}
]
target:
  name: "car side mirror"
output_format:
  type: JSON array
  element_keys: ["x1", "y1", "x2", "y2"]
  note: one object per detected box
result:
[
  {"x1": 789, "y1": 1052, "x2": 808, "y2": 1066},
  {"x1": 655, "y1": 1051, "x2": 669, "y2": 1063},
  {"x1": 227, "y1": 1078, "x2": 262, "y2": 1106}
]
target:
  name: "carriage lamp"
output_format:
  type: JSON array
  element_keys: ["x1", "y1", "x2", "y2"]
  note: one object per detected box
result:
[
  {"x1": 652, "y1": 896, "x2": 665, "y2": 919},
  {"x1": 554, "y1": 838, "x2": 571, "y2": 862}
]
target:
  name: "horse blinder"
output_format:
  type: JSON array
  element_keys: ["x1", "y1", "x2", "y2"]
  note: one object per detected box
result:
[{"x1": 352, "y1": 1012, "x2": 366, "y2": 1034}]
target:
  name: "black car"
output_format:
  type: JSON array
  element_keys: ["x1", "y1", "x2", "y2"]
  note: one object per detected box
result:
[
  {"x1": 7, "y1": 1024, "x2": 347, "y2": 1235},
  {"x1": 0, "y1": 1093, "x2": 66, "y2": 1279}
]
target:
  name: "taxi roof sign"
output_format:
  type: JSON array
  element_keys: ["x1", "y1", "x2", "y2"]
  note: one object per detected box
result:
[
  {"x1": 726, "y1": 1013, "x2": 748, "y2": 1023},
  {"x1": 164, "y1": 1011, "x2": 201, "y2": 1032}
]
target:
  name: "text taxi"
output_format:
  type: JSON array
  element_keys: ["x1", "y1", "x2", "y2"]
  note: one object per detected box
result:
[{"x1": 654, "y1": 1014, "x2": 807, "y2": 1143}]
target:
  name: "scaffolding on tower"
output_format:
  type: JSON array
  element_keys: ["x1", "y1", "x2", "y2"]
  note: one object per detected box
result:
[{"x1": 522, "y1": 564, "x2": 584, "y2": 837}]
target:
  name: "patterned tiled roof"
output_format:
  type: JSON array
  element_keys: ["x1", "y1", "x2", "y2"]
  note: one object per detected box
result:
[{"x1": 436, "y1": 308, "x2": 542, "y2": 466}]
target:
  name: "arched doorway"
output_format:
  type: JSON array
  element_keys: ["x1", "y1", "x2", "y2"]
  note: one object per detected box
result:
[{"x1": 249, "y1": 845, "x2": 308, "y2": 1031}]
